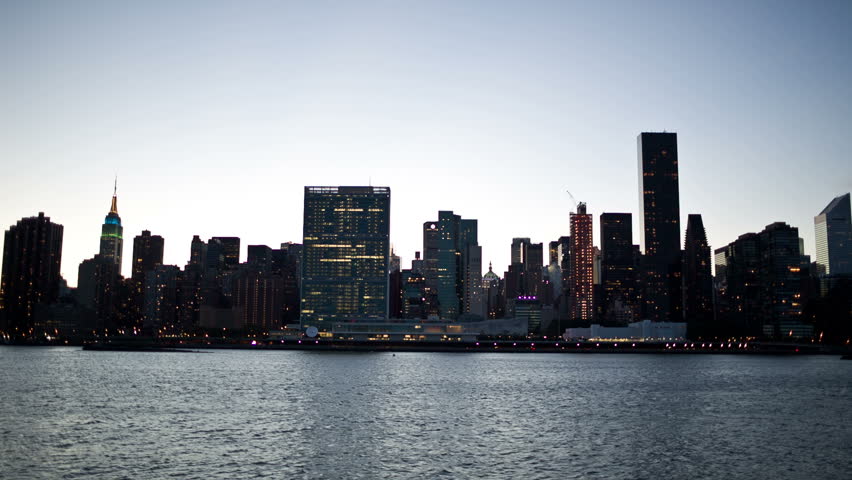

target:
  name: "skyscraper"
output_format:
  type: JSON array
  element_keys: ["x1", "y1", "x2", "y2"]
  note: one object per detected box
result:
[
  {"x1": 570, "y1": 203, "x2": 594, "y2": 322},
  {"x1": 423, "y1": 211, "x2": 483, "y2": 319},
  {"x1": 99, "y1": 183, "x2": 123, "y2": 274},
  {"x1": 638, "y1": 132, "x2": 682, "y2": 322},
  {"x1": 1, "y1": 213, "x2": 64, "y2": 338},
  {"x1": 301, "y1": 186, "x2": 391, "y2": 331},
  {"x1": 600, "y1": 213, "x2": 637, "y2": 324},
  {"x1": 814, "y1": 193, "x2": 851, "y2": 275},
  {"x1": 682, "y1": 214, "x2": 713, "y2": 336}
]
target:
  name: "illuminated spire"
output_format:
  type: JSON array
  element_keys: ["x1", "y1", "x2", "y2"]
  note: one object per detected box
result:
[{"x1": 110, "y1": 177, "x2": 118, "y2": 214}]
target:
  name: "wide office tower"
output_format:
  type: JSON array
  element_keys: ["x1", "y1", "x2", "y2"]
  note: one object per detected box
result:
[
  {"x1": 1, "y1": 213, "x2": 64, "y2": 338},
  {"x1": 301, "y1": 186, "x2": 391, "y2": 331},
  {"x1": 600, "y1": 213, "x2": 637, "y2": 323},
  {"x1": 570, "y1": 203, "x2": 594, "y2": 322},
  {"x1": 99, "y1": 187, "x2": 123, "y2": 275},
  {"x1": 638, "y1": 132, "x2": 683, "y2": 322},
  {"x1": 814, "y1": 193, "x2": 851, "y2": 275}
]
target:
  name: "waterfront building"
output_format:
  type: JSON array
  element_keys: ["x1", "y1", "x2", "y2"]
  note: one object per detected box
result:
[
  {"x1": 99, "y1": 184, "x2": 123, "y2": 274},
  {"x1": 814, "y1": 193, "x2": 851, "y2": 275},
  {"x1": 515, "y1": 296, "x2": 543, "y2": 334},
  {"x1": 682, "y1": 214, "x2": 713, "y2": 337},
  {"x1": 716, "y1": 223, "x2": 812, "y2": 338},
  {"x1": 564, "y1": 319, "x2": 687, "y2": 342},
  {"x1": 638, "y1": 132, "x2": 683, "y2": 322},
  {"x1": 600, "y1": 213, "x2": 637, "y2": 324},
  {"x1": 1, "y1": 213, "x2": 63, "y2": 338},
  {"x1": 300, "y1": 186, "x2": 391, "y2": 331},
  {"x1": 570, "y1": 203, "x2": 594, "y2": 322}
]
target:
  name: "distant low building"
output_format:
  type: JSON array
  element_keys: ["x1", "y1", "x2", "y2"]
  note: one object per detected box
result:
[{"x1": 564, "y1": 320, "x2": 687, "y2": 342}]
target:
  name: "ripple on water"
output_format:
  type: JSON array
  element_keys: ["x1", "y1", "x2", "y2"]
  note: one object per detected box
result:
[{"x1": 1, "y1": 348, "x2": 851, "y2": 479}]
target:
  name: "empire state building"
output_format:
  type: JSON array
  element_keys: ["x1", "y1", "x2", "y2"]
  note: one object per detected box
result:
[{"x1": 99, "y1": 182, "x2": 123, "y2": 275}]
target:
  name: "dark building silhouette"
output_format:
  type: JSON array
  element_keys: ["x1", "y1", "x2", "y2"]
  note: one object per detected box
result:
[
  {"x1": 77, "y1": 254, "x2": 120, "y2": 332},
  {"x1": 638, "y1": 132, "x2": 683, "y2": 322},
  {"x1": 570, "y1": 203, "x2": 594, "y2": 322},
  {"x1": 716, "y1": 223, "x2": 811, "y2": 338},
  {"x1": 1, "y1": 213, "x2": 64, "y2": 338},
  {"x1": 483, "y1": 262, "x2": 502, "y2": 319},
  {"x1": 144, "y1": 265, "x2": 180, "y2": 335},
  {"x1": 600, "y1": 213, "x2": 638, "y2": 324},
  {"x1": 214, "y1": 237, "x2": 241, "y2": 268},
  {"x1": 814, "y1": 193, "x2": 851, "y2": 275},
  {"x1": 189, "y1": 235, "x2": 207, "y2": 266},
  {"x1": 99, "y1": 184, "x2": 123, "y2": 274},
  {"x1": 682, "y1": 214, "x2": 713, "y2": 337},
  {"x1": 132, "y1": 231, "x2": 164, "y2": 283},
  {"x1": 300, "y1": 186, "x2": 390, "y2": 330}
]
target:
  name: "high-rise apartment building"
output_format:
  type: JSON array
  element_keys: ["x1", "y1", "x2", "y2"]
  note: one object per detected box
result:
[
  {"x1": 1, "y1": 213, "x2": 64, "y2": 338},
  {"x1": 300, "y1": 186, "x2": 391, "y2": 331},
  {"x1": 570, "y1": 203, "x2": 594, "y2": 322},
  {"x1": 638, "y1": 132, "x2": 682, "y2": 322}
]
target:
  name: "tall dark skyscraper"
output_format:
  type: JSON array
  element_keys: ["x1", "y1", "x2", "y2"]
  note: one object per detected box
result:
[
  {"x1": 682, "y1": 214, "x2": 713, "y2": 336},
  {"x1": 814, "y1": 193, "x2": 851, "y2": 275},
  {"x1": 638, "y1": 132, "x2": 682, "y2": 322},
  {"x1": 570, "y1": 203, "x2": 594, "y2": 322},
  {"x1": 300, "y1": 186, "x2": 391, "y2": 331},
  {"x1": 1, "y1": 213, "x2": 64, "y2": 338},
  {"x1": 600, "y1": 213, "x2": 637, "y2": 324},
  {"x1": 132, "y1": 230, "x2": 165, "y2": 283},
  {"x1": 99, "y1": 183, "x2": 123, "y2": 275}
]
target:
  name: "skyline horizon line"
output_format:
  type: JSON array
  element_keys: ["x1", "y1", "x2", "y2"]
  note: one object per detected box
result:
[{"x1": 7, "y1": 183, "x2": 847, "y2": 290}]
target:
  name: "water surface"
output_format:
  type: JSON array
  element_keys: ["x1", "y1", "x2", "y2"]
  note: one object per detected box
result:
[{"x1": 1, "y1": 347, "x2": 850, "y2": 479}]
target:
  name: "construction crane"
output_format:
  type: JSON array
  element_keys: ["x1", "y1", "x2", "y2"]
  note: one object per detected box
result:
[{"x1": 566, "y1": 190, "x2": 578, "y2": 213}]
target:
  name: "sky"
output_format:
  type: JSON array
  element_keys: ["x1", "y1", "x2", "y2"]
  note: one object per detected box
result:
[{"x1": 1, "y1": 0, "x2": 851, "y2": 288}]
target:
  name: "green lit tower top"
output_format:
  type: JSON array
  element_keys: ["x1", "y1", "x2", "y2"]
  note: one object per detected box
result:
[{"x1": 99, "y1": 179, "x2": 123, "y2": 276}]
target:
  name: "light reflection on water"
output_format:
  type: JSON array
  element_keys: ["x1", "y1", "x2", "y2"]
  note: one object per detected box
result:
[{"x1": 1, "y1": 347, "x2": 851, "y2": 479}]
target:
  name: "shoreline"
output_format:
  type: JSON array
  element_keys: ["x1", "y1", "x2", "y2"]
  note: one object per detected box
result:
[{"x1": 6, "y1": 339, "x2": 846, "y2": 355}]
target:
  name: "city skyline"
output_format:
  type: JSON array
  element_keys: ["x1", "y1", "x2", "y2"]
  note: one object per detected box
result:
[{"x1": 2, "y1": 1, "x2": 851, "y2": 287}]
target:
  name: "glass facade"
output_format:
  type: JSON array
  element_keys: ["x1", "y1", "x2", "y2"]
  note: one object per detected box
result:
[
  {"x1": 814, "y1": 193, "x2": 851, "y2": 275},
  {"x1": 301, "y1": 186, "x2": 390, "y2": 331}
]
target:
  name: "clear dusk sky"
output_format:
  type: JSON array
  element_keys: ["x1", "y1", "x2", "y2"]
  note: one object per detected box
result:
[{"x1": 1, "y1": 1, "x2": 851, "y2": 287}]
